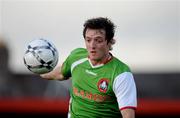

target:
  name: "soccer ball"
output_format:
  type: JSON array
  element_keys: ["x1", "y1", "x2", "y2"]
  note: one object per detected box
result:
[{"x1": 23, "y1": 38, "x2": 59, "y2": 74}]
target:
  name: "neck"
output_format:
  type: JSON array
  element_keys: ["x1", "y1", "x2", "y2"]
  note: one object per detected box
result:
[{"x1": 90, "y1": 53, "x2": 112, "y2": 66}]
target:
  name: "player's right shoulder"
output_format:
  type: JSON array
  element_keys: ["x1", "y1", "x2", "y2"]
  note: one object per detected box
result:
[
  {"x1": 70, "y1": 48, "x2": 87, "y2": 55},
  {"x1": 67, "y1": 48, "x2": 88, "y2": 62}
]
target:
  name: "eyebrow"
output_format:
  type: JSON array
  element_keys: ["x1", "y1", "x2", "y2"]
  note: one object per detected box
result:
[
  {"x1": 85, "y1": 36, "x2": 104, "y2": 39},
  {"x1": 95, "y1": 30, "x2": 105, "y2": 35}
]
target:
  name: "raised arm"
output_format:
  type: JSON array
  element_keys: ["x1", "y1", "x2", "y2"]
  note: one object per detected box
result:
[{"x1": 40, "y1": 65, "x2": 68, "y2": 81}]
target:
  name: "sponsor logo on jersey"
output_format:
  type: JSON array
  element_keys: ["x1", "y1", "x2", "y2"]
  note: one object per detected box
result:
[
  {"x1": 85, "y1": 69, "x2": 97, "y2": 76},
  {"x1": 98, "y1": 78, "x2": 109, "y2": 93},
  {"x1": 73, "y1": 87, "x2": 111, "y2": 102}
]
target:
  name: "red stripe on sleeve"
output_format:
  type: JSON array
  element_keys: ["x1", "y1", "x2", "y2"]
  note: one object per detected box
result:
[{"x1": 120, "y1": 106, "x2": 137, "y2": 111}]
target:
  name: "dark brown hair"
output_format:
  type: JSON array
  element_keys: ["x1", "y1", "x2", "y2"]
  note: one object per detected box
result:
[{"x1": 83, "y1": 17, "x2": 116, "y2": 44}]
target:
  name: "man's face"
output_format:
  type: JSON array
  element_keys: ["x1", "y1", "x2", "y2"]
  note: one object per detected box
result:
[{"x1": 85, "y1": 28, "x2": 110, "y2": 63}]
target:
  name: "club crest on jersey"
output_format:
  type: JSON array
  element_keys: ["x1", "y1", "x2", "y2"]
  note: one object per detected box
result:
[{"x1": 97, "y1": 78, "x2": 109, "y2": 93}]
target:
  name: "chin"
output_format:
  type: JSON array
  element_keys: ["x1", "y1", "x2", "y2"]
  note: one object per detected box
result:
[{"x1": 89, "y1": 56, "x2": 98, "y2": 60}]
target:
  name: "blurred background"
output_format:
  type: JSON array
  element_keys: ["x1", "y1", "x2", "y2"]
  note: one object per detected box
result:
[{"x1": 0, "y1": 0, "x2": 179, "y2": 117}]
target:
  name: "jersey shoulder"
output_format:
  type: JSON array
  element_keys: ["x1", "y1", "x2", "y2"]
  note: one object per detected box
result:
[
  {"x1": 61, "y1": 48, "x2": 88, "y2": 77},
  {"x1": 68, "y1": 48, "x2": 88, "y2": 62},
  {"x1": 70, "y1": 48, "x2": 87, "y2": 56},
  {"x1": 111, "y1": 57, "x2": 131, "y2": 73}
]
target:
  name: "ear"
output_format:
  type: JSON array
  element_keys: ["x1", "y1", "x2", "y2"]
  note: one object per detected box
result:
[
  {"x1": 110, "y1": 39, "x2": 116, "y2": 45},
  {"x1": 108, "y1": 39, "x2": 116, "y2": 50}
]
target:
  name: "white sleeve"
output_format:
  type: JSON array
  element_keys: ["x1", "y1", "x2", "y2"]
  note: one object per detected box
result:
[{"x1": 113, "y1": 72, "x2": 137, "y2": 110}]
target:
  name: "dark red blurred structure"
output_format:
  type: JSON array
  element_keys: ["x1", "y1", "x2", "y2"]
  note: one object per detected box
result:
[{"x1": 0, "y1": 98, "x2": 180, "y2": 117}]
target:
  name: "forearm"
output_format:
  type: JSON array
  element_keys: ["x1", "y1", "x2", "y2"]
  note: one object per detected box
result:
[
  {"x1": 40, "y1": 66, "x2": 68, "y2": 80},
  {"x1": 121, "y1": 109, "x2": 135, "y2": 118}
]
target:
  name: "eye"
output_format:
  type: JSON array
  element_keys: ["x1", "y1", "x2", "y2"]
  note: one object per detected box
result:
[
  {"x1": 85, "y1": 38, "x2": 91, "y2": 43},
  {"x1": 96, "y1": 38, "x2": 103, "y2": 43},
  {"x1": 97, "y1": 40, "x2": 103, "y2": 43}
]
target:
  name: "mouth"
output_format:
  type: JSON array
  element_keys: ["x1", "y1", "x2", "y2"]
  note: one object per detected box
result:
[{"x1": 90, "y1": 51, "x2": 96, "y2": 54}]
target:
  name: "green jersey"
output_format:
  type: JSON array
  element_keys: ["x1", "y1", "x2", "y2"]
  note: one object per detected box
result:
[{"x1": 61, "y1": 48, "x2": 137, "y2": 118}]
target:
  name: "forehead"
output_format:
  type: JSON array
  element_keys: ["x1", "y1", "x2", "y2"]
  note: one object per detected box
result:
[{"x1": 85, "y1": 28, "x2": 106, "y2": 37}]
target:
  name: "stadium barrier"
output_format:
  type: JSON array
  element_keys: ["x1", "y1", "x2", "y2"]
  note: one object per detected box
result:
[{"x1": 0, "y1": 98, "x2": 180, "y2": 117}]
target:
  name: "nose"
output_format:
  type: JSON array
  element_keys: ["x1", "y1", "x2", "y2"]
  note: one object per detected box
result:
[{"x1": 90, "y1": 40, "x2": 96, "y2": 49}]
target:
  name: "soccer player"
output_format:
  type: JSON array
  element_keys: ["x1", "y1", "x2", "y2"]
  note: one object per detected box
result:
[{"x1": 40, "y1": 17, "x2": 137, "y2": 118}]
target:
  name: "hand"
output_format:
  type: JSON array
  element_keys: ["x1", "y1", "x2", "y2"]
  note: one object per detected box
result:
[
  {"x1": 40, "y1": 66, "x2": 67, "y2": 81},
  {"x1": 40, "y1": 73, "x2": 55, "y2": 80}
]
